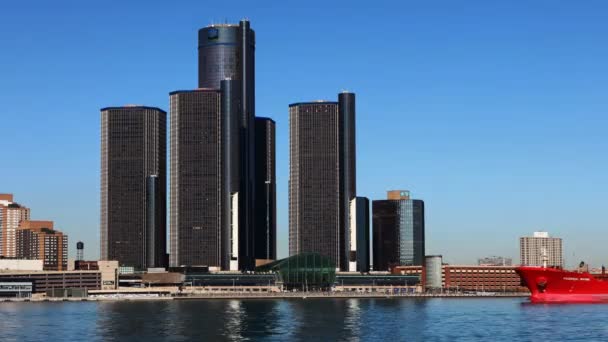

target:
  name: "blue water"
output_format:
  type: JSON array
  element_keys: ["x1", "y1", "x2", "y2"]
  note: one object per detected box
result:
[{"x1": 0, "y1": 298, "x2": 607, "y2": 341}]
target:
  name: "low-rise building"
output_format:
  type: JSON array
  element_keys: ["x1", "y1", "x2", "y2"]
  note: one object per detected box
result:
[
  {"x1": 392, "y1": 263, "x2": 527, "y2": 292},
  {"x1": 73, "y1": 260, "x2": 118, "y2": 290},
  {"x1": 0, "y1": 270, "x2": 101, "y2": 293}
]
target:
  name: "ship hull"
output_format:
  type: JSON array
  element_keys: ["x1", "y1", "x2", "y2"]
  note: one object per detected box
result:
[{"x1": 516, "y1": 266, "x2": 608, "y2": 304}]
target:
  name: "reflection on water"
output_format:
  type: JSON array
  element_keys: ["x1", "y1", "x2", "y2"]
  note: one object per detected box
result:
[{"x1": 2, "y1": 298, "x2": 608, "y2": 341}]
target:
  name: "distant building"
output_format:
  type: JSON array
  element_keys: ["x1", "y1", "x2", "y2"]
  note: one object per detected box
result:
[
  {"x1": 478, "y1": 256, "x2": 513, "y2": 266},
  {"x1": 254, "y1": 117, "x2": 277, "y2": 262},
  {"x1": 520, "y1": 231, "x2": 563, "y2": 267},
  {"x1": 0, "y1": 194, "x2": 31, "y2": 258},
  {"x1": 372, "y1": 191, "x2": 425, "y2": 270},
  {"x1": 288, "y1": 92, "x2": 357, "y2": 271},
  {"x1": 392, "y1": 264, "x2": 527, "y2": 292},
  {"x1": 16, "y1": 220, "x2": 68, "y2": 271},
  {"x1": 100, "y1": 106, "x2": 167, "y2": 270},
  {"x1": 349, "y1": 197, "x2": 370, "y2": 272},
  {"x1": 0, "y1": 259, "x2": 43, "y2": 271}
]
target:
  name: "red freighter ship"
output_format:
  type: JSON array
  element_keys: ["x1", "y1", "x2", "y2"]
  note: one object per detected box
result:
[{"x1": 516, "y1": 264, "x2": 608, "y2": 303}]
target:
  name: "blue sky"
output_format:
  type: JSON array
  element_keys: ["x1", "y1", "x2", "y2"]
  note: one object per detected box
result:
[{"x1": 1, "y1": 1, "x2": 607, "y2": 267}]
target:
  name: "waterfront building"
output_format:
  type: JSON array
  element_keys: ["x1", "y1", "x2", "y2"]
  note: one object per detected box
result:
[
  {"x1": 100, "y1": 106, "x2": 167, "y2": 270},
  {"x1": 0, "y1": 271, "x2": 104, "y2": 293},
  {"x1": 372, "y1": 190, "x2": 425, "y2": 271},
  {"x1": 256, "y1": 253, "x2": 337, "y2": 290},
  {"x1": 519, "y1": 231, "x2": 563, "y2": 267},
  {"x1": 0, "y1": 194, "x2": 31, "y2": 258},
  {"x1": 288, "y1": 92, "x2": 357, "y2": 270},
  {"x1": 254, "y1": 117, "x2": 276, "y2": 262},
  {"x1": 392, "y1": 264, "x2": 527, "y2": 292},
  {"x1": 16, "y1": 220, "x2": 68, "y2": 271},
  {"x1": 478, "y1": 256, "x2": 513, "y2": 266}
]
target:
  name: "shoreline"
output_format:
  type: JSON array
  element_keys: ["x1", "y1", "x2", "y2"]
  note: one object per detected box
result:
[{"x1": 1, "y1": 292, "x2": 529, "y2": 303}]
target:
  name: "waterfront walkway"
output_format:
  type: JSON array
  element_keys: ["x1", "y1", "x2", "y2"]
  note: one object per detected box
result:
[{"x1": 1, "y1": 291, "x2": 528, "y2": 302}]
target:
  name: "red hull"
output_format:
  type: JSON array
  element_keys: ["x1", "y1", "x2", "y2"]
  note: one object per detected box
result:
[{"x1": 516, "y1": 266, "x2": 608, "y2": 303}]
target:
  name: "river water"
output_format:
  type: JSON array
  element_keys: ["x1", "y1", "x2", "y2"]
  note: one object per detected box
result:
[{"x1": 0, "y1": 298, "x2": 607, "y2": 341}]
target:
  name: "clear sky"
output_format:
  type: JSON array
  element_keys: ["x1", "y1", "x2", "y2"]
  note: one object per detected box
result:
[{"x1": 1, "y1": 1, "x2": 607, "y2": 267}]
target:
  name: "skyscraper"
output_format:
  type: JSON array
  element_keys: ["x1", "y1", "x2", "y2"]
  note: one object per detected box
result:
[
  {"x1": 199, "y1": 22, "x2": 256, "y2": 265},
  {"x1": 169, "y1": 20, "x2": 268, "y2": 271},
  {"x1": 372, "y1": 190, "x2": 425, "y2": 271},
  {"x1": 169, "y1": 89, "x2": 228, "y2": 269},
  {"x1": 288, "y1": 92, "x2": 356, "y2": 270},
  {"x1": 0, "y1": 194, "x2": 30, "y2": 257},
  {"x1": 100, "y1": 106, "x2": 166, "y2": 270},
  {"x1": 254, "y1": 117, "x2": 276, "y2": 262},
  {"x1": 520, "y1": 231, "x2": 563, "y2": 267}
]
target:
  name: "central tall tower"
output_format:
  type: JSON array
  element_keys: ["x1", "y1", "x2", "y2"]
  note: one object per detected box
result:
[
  {"x1": 198, "y1": 20, "x2": 255, "y2": 270},
  {"x1": 170, "y1": 20, "x2": 260, "y2": 270}
]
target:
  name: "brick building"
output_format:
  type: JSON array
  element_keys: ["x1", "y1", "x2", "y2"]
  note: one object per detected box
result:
[{"x1": 16, "y1": 220, "x2": 68, "y2": 271}]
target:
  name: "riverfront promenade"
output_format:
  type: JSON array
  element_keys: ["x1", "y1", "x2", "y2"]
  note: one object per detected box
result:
[{"x1": 1, "y1": 291, "x2": 528, "y2": 302}]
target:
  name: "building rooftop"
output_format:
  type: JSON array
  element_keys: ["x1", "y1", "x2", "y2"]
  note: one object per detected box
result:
[
  {"x1": 288, "y1": 101, "x2": 338, "y2": 107},
  {"x1": 100, "y1": 106, "x2": 166, "y2": 113},
  {"x1": 0, "y1": 194, "x2": 14, "y2": 202},
  {"x1": 169, "y1": 88, "x2": 221, "y2": 95}
]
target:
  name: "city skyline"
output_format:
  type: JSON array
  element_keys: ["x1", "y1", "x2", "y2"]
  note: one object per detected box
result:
[{"x1": 1, "y1": 1, "x2": 608, "y2": 267}]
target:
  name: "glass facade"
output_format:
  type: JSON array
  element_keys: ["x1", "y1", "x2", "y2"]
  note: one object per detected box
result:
[
  {"x1": 256, "y1": 253, "x2": 336, "y2": 290},
  {"x1": 372, "y1": 199, "x2": 425, "y2": 271}
]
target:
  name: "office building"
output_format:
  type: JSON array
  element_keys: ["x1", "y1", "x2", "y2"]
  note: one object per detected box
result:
[
  {"x1": 372, "y1": 190, "x2": 425, "y2": 271},
  {"x1": 254, "y1": 117, "x2": 276, "y2": 262},
  {"x1": 169, "y1": 89, "x2": 228, "y2": 269},
  {"x1": 100, "y1": 106, "x2": 167, "y2": 270},
  {"x1": 288, "y1": 92, "x2": 356, "y2": 270},
  {"x1": 0, "y1": 194, "x2": 31, "y2": 258},
  {"x1": 16, "y1": 220, "x2": 68, "y2": 271},
  {"x1": 349, "y1": 197, "x2": 370, "y2": 272},
  {"x1": 520, "y1": 231, "x2": 563, "y2": 267}
]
